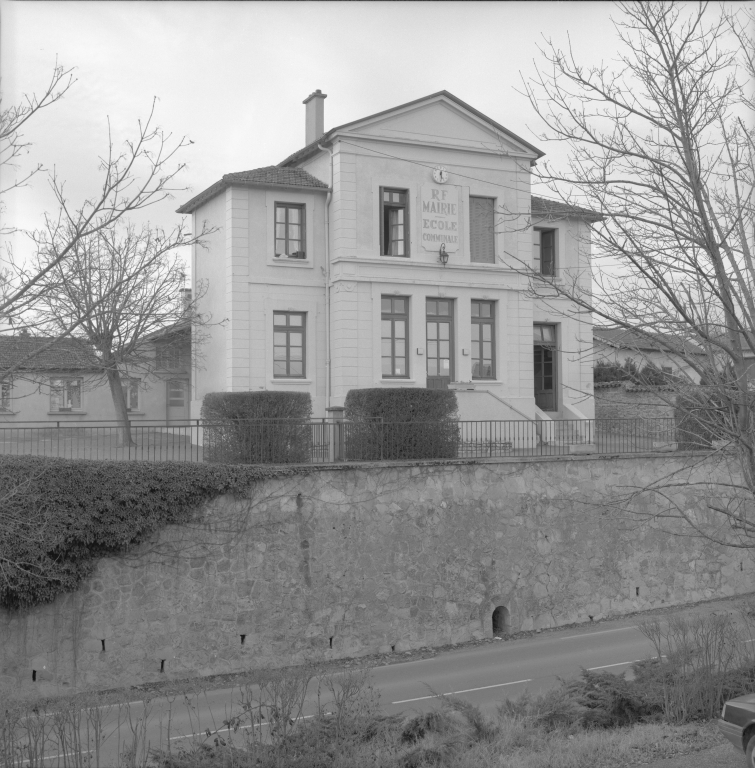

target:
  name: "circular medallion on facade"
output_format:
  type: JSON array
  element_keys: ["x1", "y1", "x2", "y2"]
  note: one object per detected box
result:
[{"x1": 432, "y1": 166, "x2": 449, "y2": 184}]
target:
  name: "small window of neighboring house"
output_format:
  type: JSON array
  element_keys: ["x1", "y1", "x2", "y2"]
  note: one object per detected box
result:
[
  {"x1": 275, "y1": 203, "x2": 306, "y2": 259},
  {"x1": 469, "y1": 197, "x2": 495, "y2": 264},
  {"x1": 50, "y1": 378, "x2": 82, "y2": 412},
  {"x1": 0, "y1": 380, "x2": 11, "y2": 411},
  {"x1": 121, "y1": 378, "x2": 140, "y2": 412},
  {"x1": 662, "y1": 366, "x2": 673, "y2": 375},
  {"x1": 381, "y1": 188, "x2": 409, "y2": 257},
  {"x1": 168, "y1": 380, "x2": 187, "y2": 407},
  {"x1": 156, "y1": 341, "x2": 188, "y2": 370},
  {"x1": 533, "y1": 229, "x2": 556, "y2": 276}
]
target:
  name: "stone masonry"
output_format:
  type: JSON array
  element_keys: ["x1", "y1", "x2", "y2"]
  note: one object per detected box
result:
[{"x1": 1, "y1": 453, "x2": 753, "y2": 697}]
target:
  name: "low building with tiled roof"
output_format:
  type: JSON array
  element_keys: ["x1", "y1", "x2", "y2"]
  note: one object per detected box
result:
[
  {"x1": 0, "y1": 331, "x2": 191, "y2": 423},
  {"x1": 0, "y1": 335, "x2": 99, "y2": 372},
  {"x1": 592, "y1": 326, "x2": 705, "y2": 383},
  {"x1": 178, "y1": 89, "x2": 601, "y2": 422}
]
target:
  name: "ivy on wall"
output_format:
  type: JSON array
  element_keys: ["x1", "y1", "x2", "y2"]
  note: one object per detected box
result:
[{"x1": 0, "y1": 456, "x2": 311, "y2": 611}]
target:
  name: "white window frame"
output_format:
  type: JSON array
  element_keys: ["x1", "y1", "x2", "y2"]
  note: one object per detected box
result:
[
  {"x1": 0, "y1": 379, "x2": 11, "y2": 411},
  {"x1": 50, "y1": 377, "x2": 83, "y2": 412},
  {"x1": 266, "y1": 191, "x2": 315, "y2": 268},
  {"x1": 121, "y1": 378, "x2": 141, "y2": 412}
]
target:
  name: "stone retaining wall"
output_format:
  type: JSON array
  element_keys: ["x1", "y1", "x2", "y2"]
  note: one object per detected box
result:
[{"x1": 2, "y1": 454, "x2": 752, "y2": 697}]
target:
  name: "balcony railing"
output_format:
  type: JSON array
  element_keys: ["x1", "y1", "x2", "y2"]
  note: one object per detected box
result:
[{"x1": 0, "y1": 417, "x2": 686, "y2": 464}]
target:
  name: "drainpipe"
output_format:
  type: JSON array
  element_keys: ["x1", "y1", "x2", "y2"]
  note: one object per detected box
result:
[{"x1": 318, "y1": 143, "x2": 334, "y2": 411}]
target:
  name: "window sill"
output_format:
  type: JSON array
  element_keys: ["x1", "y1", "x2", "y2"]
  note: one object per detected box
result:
[
  {"x1": 0, "y1": 409, "x2": 19, "y2": 416},
  {"x1": 271, "y1": 378, "x2": 312, "y2": 385},
  {"x1": 380, "y1": 378, "x2": 416, "y2": 384},
  {"x1": 269, "y1": 257, "x2": 313, "y2": 268},
  {"x1": 48, "y1": 411, "x2": 87, "y2": 416}
]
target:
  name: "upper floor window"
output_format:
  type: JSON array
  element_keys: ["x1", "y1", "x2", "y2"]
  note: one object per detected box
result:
[
  {"x1": 381, "y1": 188, "x2": 409, "y2": 257},
  {"x1": 275, "y1": 203, "x2": 306, "y2": 259},
  {"x1": 471, "y1": 301, "x2": 495, "y2": 379},
  {"x1": 533, "y1": 228, "x2": 556, "y2": 276},
  {"x1": 0, "y1": 380, "x2": 11, "y2": 411},
  {"x1": 121, "y1": 378, "x2": 140, "y2": 412},
  {"x1": 273, "y1": 312, "x2": 306, "y2": 377},
  {"x1": 381, "y1": 296, "x2": 409, "y2": 378},
  {"x1": 156, "y1": 340, "x2": 189, "y2": 370},
  {"x1": 50, "y1": 377, "x2": 82, "y2": 412},
  {"x1": 469, "y1": 197, "x2": 495, "y2": 264}
]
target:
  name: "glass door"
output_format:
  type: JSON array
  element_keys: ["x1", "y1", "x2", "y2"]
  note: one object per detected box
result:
[
  {"x1": 533, "y1": 324, "x2": 557, "y2": 411},
  {"x1": 426, "y1": 299, "x2": 454, "y2": 389}
]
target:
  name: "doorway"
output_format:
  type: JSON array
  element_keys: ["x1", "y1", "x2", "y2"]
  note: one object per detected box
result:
[
  {"x1": 426, "y1": 299, "x2": 454, "y2": 390},
  {"x1": 492, "y1": 605, "x2": 511, "y2": 637},
  {"x1": 166, "y1": 379, "x2": 189, "y2": 422},
  {"x1": 533, "y1": 324, "x2": 557, "y2": 411}
]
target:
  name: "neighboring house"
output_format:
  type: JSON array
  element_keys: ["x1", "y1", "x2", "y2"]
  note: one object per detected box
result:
[
  {"x1": 592, "y1": 327, "x2": 704, "y2": 384},
  {"x1": 179, "y1": 90, "x2": 601, "y2": 422},
  {"x1": 0, "y1": 328, "x2": 191, "y2": 423}
]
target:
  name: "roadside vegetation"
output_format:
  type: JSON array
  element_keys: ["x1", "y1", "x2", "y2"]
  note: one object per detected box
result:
[{"x1": 4, "y1": 609, "x2": 754, "y2": 768}]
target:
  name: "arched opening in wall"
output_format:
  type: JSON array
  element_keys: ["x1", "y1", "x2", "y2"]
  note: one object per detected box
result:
[{"x1": 492, "y1": 606, "x2": 510, "y2": 637}]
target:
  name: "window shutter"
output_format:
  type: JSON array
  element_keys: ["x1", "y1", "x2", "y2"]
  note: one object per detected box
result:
[{"x1": 470, "y1": 197, "x2": 495, "y2": 263}]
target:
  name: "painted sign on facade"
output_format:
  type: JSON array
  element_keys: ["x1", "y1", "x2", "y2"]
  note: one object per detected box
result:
[{"x1": 421, "y1": 185, "x2": 460, "y2": 252}]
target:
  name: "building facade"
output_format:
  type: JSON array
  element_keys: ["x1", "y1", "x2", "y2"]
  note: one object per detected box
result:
[{"x1": 179, "y1": 91, "x2": 598, "y2": 422}]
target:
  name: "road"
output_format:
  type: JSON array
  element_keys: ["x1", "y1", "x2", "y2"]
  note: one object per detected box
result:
[{"x1": 15, "y1": 618, "x2": 666, "y2": 766}]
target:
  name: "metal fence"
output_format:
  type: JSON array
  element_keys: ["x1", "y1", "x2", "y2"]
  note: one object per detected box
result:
[{"x1": 0, "y1": 417, "x2": 682, "y2": 464}]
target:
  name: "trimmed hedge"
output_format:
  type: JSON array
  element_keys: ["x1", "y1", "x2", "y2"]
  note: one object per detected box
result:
[
  {"x1": 0, "y1": 456, "x2": 309, "y2": 610},
  {"x1": 344, "y1": 388, "x2": 459, "y2": 460},
  {"x1": 201, "y1": 392, "x2": 312, "y2": 464}
]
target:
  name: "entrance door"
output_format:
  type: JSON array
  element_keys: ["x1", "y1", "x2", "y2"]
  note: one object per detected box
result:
[
  {"x1": 167, "y1": 379, "x2": 189, "y2": 422},
  {"x1": 533, "y1": 324, "x2": 557, "y2": 411},
  {"x1": 426, "y1": 299, "x2": 454, "y2": 390}
]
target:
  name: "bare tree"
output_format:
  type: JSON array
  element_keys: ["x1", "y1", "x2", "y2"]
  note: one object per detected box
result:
[
  {"x1": 32, "y1": 222, "x2": 209, "y2": 444},
  {"x1": 1, "y1": 66, "x2": 199, "y2": 342},
  {"x1": 518, "y1": 2, "x2": 755, "y2": 546}
]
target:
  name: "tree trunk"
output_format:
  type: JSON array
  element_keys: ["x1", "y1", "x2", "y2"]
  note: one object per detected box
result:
[{"x1": 105, "y1": 366, "x2": 135, "y2": 447}]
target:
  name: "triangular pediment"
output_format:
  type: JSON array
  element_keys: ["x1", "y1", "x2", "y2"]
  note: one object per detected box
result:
[{"x1": 334, "y1": 93, "x2": 541, "y2": 158}]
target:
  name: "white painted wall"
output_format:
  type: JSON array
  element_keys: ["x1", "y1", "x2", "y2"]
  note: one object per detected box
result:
[{"x1": 191, "y1": 94, "x2": 595, "y2": 421}]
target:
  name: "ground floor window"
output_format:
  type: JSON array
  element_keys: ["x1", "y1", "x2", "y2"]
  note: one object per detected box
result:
[
  {"x1": 274, "y1": 311, "x2": 306, "y2": 377},
  {"x1": 0, "y1": 380, "x2": 11, "y2": 411},
  {"x1": 121, "y1": 378, "x2": 140, "y2": 412},
  {"x1": 533, "y1": 324, "x2": 557, "y2": 411},
  {"x1": 426, "y1": 299, "x2": 454, "y2": 389},
  {"x1": 381, "y1": 296, "x2": 409, "y2": 377},
  {"x1": 50, "y1": 377, "x2": 82, "y2": 411}
]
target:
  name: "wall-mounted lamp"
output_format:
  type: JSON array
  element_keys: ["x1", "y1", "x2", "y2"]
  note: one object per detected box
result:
[{"x1": 439, "y1": 243, "x2": 449, "y2": 266}]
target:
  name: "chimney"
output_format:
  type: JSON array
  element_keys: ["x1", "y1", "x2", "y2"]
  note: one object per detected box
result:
[{"x1": 303, "y1": 89, "x2": 327, "y2": 146}]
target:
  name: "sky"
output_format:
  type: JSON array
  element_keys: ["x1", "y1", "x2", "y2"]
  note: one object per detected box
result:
[{"x1": 0, "y1": 0, "x2": 687, "y2": 268}]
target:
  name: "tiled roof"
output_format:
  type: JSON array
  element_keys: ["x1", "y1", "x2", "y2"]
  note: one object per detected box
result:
[
  {"x1": 176, "y1": 166, "x2": 329, "y2": 214},
  {"x1": 531, "y1": 196, "x2": 603, "y2": 222},
  {"x1": 593, "y1": 327, "x2": 705, "y2": 355},
  {"x1": 0, "y1": 336, "x2": 100, "y2": 373},
  {"x1": 278, "y1": 90, "x2": 546, "y2": 168}
]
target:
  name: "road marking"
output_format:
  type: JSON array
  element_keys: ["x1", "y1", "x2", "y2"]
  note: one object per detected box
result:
[
  {"x1": 168, "y1": 715, "x2": 316, "y2": 741},
  {"x1": 392, "y1": 678, "x2": 532, "y2": 704},
  {"x1": 588, "y1": 659, "x2": 642, "y2": 670},
  {"x1": 20, "y1": 749, "x2": 93, "y2": 765},
  {"x1": 588, "y1": 655, "x2": 666, "y2": 671}
]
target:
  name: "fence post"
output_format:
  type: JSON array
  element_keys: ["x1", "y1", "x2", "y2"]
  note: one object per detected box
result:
[{"x1": 325, "y1": 406, "x2": 345, "y2": 462}]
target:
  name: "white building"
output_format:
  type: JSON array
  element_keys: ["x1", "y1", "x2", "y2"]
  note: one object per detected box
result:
[{"x1": 179, "y1": 90, "x2": 599, "y2": 423}]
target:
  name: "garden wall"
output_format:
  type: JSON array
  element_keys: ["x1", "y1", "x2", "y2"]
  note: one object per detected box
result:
[
  {"x1": 594, "y1": 382, "x2": 677, "y2": 420},
  {"x1": 2, "y1": 453, "x2": 753, "y2": 697}
]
